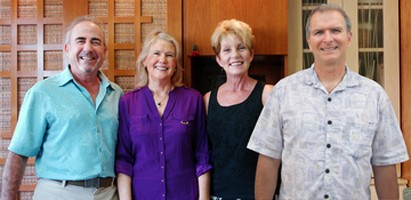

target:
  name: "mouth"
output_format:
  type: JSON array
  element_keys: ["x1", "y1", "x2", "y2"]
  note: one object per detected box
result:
[
  {"x1": 155, "y1": 65, "x2": 169, "y2": 71},
  {"x1": 229, "y1": 61, "x2": 244, "y2": 66},
  {"x1": 320, "y1": 46, "x2": 338, "y2": 52},
  {"x1": 80, "y1": 56, "x2": 96, "y2": 62}
]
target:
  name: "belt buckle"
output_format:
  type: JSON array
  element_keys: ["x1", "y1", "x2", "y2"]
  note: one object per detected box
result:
[{"x1": 84, "y1": 178, "x2": 100, "y2": 188}]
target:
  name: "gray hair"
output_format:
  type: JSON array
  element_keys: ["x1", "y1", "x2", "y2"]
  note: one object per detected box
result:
[
  {"x1": 63, "y1": 16, "x2": 106, "y2": 68},
  {"x1": 305, "y1": 3, "x2": 352, "y2": 38}
]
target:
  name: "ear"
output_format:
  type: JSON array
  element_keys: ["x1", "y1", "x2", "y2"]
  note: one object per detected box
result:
[
  {"x1": 250, "y1": 49, "x2": 255, "y2": 61},
  {"x1": 306, "y1": 37, "x2": 312, "y2": 50},
  {"x1": 216, "y1": 55, "x2": 223, "y2": 67},
  {"x1": 347, "y1": 31, "x2": 353, "y2": 47},
  {"x1": 64, "y1": 44, "x2": 69, "y2": 53}
]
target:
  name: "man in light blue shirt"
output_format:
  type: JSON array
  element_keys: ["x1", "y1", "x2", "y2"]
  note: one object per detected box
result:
[
  {"x1": 1, "y1": 16, "x2": 123, "y2": 200},
  {"x1": 247, "y1": 3, "x2": 409, "y2": 200}
]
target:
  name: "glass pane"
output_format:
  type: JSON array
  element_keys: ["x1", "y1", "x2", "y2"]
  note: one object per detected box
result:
[
  {"x1": 358, "y1": 0, "x2": 384, "y2": 85},
  {"x1": 302, "y1": 0, "x2": 327, "y2": 6},
  {"x1": 302, "y1": 0, "x2": 327, "y2": 69},
  {"x1": 359, "y1": 52, "x2": 384, "y2": 85},
  {"x1": 358, "y1": 7, "x2": 383, "y2": 48},
  {"x1": 303, "y1": 53, "x2": 314, "y2": 69}
]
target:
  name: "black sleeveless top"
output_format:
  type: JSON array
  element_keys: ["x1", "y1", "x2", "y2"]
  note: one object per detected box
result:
[{"x1": 207, "y1": 81, "x2": 264, "y2": 199}]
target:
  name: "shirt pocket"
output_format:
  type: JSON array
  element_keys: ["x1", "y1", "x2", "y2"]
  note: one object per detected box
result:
[
  {"x1": 342, "y1": 120, "x2": 376, "y2": 160},
  {"x1": 171, "y1": 113, "x2": 195, "y2": 134},
  {"x1": 129, "y1": 115, "x2": 149, "y2": 135}
]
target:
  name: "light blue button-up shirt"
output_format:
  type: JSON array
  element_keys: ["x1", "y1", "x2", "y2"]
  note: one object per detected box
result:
[
  {"x1": 9, "y1": 66, "x2": 123, "y2": 180},
  {"x1": 248, "y1": 66, "x2": 409, "y2": 200}
]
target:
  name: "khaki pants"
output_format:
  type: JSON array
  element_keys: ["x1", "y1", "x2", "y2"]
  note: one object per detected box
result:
[{"x1": 33, "y1": 179, "x2": 118, "y2": 200}]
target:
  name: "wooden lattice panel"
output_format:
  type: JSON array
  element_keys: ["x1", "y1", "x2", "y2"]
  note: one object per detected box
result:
[
  {"x1": 44, "y1": 24, "x2": 63, "y2": 44},
  {"x1": 0, "y1": 52, "x2": 11, "y2": 71},
  {"x1": 88, "y1": 0, "x2": 108, "y2": 17},
  {"x1": 17, "y1": 0, "x2": 37, "y2": 18},
  {"x1": 17, "y1": 77, "x2": 37, "y2": 111},
  {"x1": 44, "y1": 0, "x2": 63, "y2": 17},
  {"x1": 0, "y1": 0, "x2": 11, "y2": 18},
  {"x1": 115, "y1": 50, "x2": 135, "y2": 70},
  {"x1": 141, "y1": 0, "x2": 166, "y2": 40},
  {"x1": 114, "y1": 23, "x2": 135, "y2": 43},
  {"x1": 0, "y1": 25, "x2": 11, "y2": 45},
  {"x1": 115, "y1": 0, "x2": 135, "y2": 16},
  {"x1": 44, "y1": 50, "x2": 63, "y2": 71},
  {"x1": 17, "y1": 25, "x2": 37, "y2": 45},
  {"x1": 115, "y1": 76, "x2": 135, "y2": 92},
  {"x1": 0, "y1": 78, "x2": 11, "y2": 132},
  {"x1": 17, "y1": 51, "x2": 37, "y2": 71}
]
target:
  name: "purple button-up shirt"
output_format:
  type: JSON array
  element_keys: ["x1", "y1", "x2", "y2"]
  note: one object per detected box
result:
[{"x1": 116, "y1": 86, "x2": 212, "y2": 200}]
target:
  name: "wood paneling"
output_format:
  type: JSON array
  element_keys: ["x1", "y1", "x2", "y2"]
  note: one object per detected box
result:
[
  {"x1": 183, "y1": 0, "x2": 288, "y2": 86},
  {"x1": 183, "y1": 0, "x2": 287, "y2": 56},
  {"x1": 400, "y1": 0, "x2": 411, "y2": 185}
]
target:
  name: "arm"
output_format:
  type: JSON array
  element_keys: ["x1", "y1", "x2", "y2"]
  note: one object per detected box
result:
[
  {"x1": 198, "y1": 171, "x2": 211, "y2": 200},
  {"x1": 203, "y1": 91, "x2": 211, "y2": 115},
  {"x1": 255, "y1": 154, "x2": 281, "y2": 200},
  {"x1": 117, "y1": 173, "x2": 132, "y2": 200},
  {"x1": 373, "y1": 164, "x2": 399, "y2": 200},
  {"x1": 1, "y1": 151, "x2": 28, "y2": 200},
  {"x1": 262, "y1": 84, "x2": 274, "y2": 106}
]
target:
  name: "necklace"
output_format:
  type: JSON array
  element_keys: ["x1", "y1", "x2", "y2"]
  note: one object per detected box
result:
[{"x1": 155, "y1": 95, "x2": 168, "y2": 108}]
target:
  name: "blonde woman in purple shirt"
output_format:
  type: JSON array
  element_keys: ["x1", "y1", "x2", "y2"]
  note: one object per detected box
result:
[{"x1": 115, "y1": 30, "x2": 212, "y2": 200}]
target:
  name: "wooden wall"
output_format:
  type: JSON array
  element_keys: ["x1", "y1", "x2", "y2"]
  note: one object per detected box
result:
[
  {"x1": 0, "y1": 0, "x2": 177, "y2": 198},
  {"x1": 400, "y1": 0, "x2": 411, "y2": 185}
]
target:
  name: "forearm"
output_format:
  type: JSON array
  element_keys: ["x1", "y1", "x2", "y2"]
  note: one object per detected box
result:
[
  {"x1": 373, "y1": 164, "x2": 399, "y2": 200},
  {"x1": 255, "y1": 154, "x2": 281, "y2": 200},
  {"x1": 1, "y1": 151, "x2": 28, "y2": 200},
  {"x1": 198, "y1": 171, "x2": 211, "y2": 200},
  {"x1": 117, "y1": 173, "x2": 132, "y2": 200}
]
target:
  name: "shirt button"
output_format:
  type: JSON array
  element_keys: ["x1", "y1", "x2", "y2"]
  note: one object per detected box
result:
[
  {"x1": 326, "y1": 144, "x2": 331, "y2": 148},
  {"x1": 161, "y1": 179, "x2": 164, "y2": 182},
  {"x1": 324, "y1": 194, "x2": 329, "y2": 199},
  {"x1": 325, "y1": 169, "x2": 330, "y2": 173},
  {"x1": 160, "y1": 137, "x2": 162, "y2": 140},
  {"x1": 327, "y1": 120, "x2": 332, "y2": 125},
  {"x1": 327, "y1": 97, "x2": 332, "y2": 102},
  {"x1": 160, "y1": 152, "x2": 163, "y2": 155}
]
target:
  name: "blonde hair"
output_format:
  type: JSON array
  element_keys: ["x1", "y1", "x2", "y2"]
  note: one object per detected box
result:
[
  {"x1": 210, "y1": 19, "x2": 254, "y2": 55},
  {"x1": 135, "y1": 30, "x2": 184, "y2": 88}
]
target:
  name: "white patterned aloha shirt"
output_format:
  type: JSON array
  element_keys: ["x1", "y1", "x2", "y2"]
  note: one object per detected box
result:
[{"x1": 247, "y1": 65, "x2": 409, "y2": 200}]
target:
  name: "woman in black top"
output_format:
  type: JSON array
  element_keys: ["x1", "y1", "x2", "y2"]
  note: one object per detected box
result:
[{"x1": 203, "y1": 19, "x2": 274, "y2": 199}]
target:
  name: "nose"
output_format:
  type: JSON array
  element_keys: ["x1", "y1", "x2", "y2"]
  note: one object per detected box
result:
[
  {"x1": 231, "y1": 49, "x2": 241, "y2": 57},
  {"x1": 324, "y1": 31, "x2": 333, "y2": 42},
  {"x1": 159, "y1": 54, "x2": 167, "y2": 63},
  {"x1": 83, "y1": 40, "x2": 93, "y2": 51}
]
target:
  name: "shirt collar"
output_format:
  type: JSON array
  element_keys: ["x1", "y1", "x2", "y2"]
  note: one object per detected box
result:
[
  {"x1": 303, "y1": 64, "x2": 360, "y2": 89},
  {"x1": 57, "y1": 65, "x2": 115, "y2": 90}
]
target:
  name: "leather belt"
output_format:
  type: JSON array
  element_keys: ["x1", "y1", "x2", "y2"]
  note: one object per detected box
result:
[{"x1": 54, "y1": 177, "x2": 115, "y2": 188}]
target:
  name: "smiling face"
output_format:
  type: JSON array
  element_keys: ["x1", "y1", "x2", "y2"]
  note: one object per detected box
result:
[
  {"x1": 64, "y1": 21, "x2": 106, "y2": 76},
  {"x1": 216, "y1": 34, "x2": 254, "y2": 76},
  {"x1": 143, "y1": 39, "x2": 177, "y2": 83},
  {"x1": 306, "y1": 10, "x2": 352, "y2": 66}
]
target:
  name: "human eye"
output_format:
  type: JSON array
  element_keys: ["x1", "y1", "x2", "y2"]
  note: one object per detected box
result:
[
  {"x1": 166, "y1": 52, "x2": 175, "y2": 58},
  {"x1": 313, "y1": 30, "x2": 323, "y2": 36},
  {"x1": 238, "y1": 45, "x2": 246, "y2": 51},
  {"x1": 222, "y1": 48, "x2": 230, "y2": 52},
  {"x1": 91, "y1": 39, "x2": 102, "y2": 46},
  {"x1": 75, "y1": 38, "x2": 86, "y2": 44}
]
